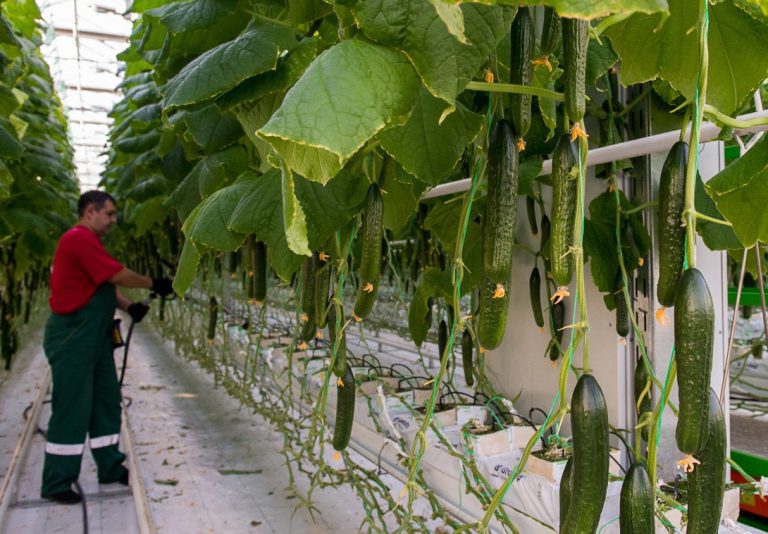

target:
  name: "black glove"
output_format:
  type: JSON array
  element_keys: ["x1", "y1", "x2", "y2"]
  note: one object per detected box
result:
[
  {"x1": 127, "y1": 302, "x2": 150, "y2": 323},
  {"x1": 151, "y1": 277, "x2": 174, "y2": 297}
]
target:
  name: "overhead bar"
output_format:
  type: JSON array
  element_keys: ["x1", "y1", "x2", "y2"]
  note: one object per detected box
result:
[{"x1": 421, "y1": 109, "x2": 768, "y2": 200}]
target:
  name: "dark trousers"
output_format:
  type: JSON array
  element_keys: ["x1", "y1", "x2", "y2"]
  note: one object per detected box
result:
[{"x1": 41, "y1": 283, "x2": 126, "y2": 496}]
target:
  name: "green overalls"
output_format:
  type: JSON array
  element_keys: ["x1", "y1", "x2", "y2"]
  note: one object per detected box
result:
[{"x1": 41, "y1": 282, "x2": 127, "y2": 496}]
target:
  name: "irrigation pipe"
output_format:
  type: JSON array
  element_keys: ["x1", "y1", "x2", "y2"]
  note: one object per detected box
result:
[{"x1": 422, "y1": 109, "x2": 768, "y2": 200}]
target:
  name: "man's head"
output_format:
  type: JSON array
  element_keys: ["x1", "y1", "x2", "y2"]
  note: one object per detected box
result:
[{"x1": 78, "y1": 190, "x2": 117, "y2": 237}]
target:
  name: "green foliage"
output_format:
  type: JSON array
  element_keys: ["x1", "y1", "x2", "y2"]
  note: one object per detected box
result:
[
  {"x1": 705, "y1": 135, "x2": 768, "y2": 248},
  {"x1": 606, "y1": 0, "x2": 768, "y2": 115}
]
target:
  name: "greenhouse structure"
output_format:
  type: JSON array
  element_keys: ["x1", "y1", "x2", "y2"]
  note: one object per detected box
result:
[{"x1": 1, "y1": 0, "x2": 768, "y2": 532}]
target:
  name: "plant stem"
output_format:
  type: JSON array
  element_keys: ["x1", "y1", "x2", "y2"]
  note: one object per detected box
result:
[
  {"x1": 704, "y1": 104, "x2": 768, "y2": 130},
  {"x1": 684, "y1": 0, "x2": 710, "y2": 270},
  {"x1": 467, "y1": 81, "x2": 565, "y2": 102}
]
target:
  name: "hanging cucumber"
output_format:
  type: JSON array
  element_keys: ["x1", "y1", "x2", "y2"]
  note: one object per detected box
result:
[
  {"x1": 614, "y1": 271, "x2": 630, "y2": 338},
  {"x1": 548, "y1": 298, "x2": 565, "y2": 361},
  {"x1": 559, "y1": 456, "x2": 574, "y2": 526},
  {"x1": 560, "y1": 374, "x2": 609, "y2": 534},
  {"x1": 634, "y1": 356, "x2": 652, "y2": 442},
  {"x1": 526, "y1": 195, "x2": 538, "y2": 236},
  {"x1": 333, "y1": 363, "x2": 356, "y2": 451},
  {"x1": 478, "y1": 280, "x2": 509, "y2": 351},
  {"x1": 252, "y1": 240, "x2": 267, "y2": 303},
  {"x1": 550, "y1": 134, "x2": 578, "y2": 288},
  {"x1": 541, "y1": 213, "x2": 552, "y2": 274},
  {"x1": 207, "y1": 296, "x2": 218, "y2": 342},
  {"x1": 686, "y1": 388, "x2": 726, "y2": 534},
  {"x1": 462, "y1": 329, "x2": 474, "y2": 387},
  {"x1": 300, "y1": 254, "x2": 317, "y2": 343},
  {"x1": 562, "y1": 18, "x2": 589, "y2": 124},
  {"x1": 619, "y1": 462, "x2": 654, "y2": 534},
  {"x1": 329, "y1": 302, "x2": 347, "y2": 378},
  {"x1": 530, "y1": 266, "x2": 544, "y2": 328},
  {"x1": 315, "y1": 255, "x2": 332, "y2": 329},
  {"x1": 479, "y1": 119, "x2": 518, "y2": 350},
  {"x1": 540, "y1": 7, "x2": 562, "y2": 57},
  {"x1": 353, "y1": 184, "x2": 383, "y2": 320},
  {"x1": 657, "y1": 141, "x2": 688, "y2": 308},
  {"x1": 438, "y1": 319, "x2": 449, "y2": 360},
  {"x1": 510, "y1": 7, "x2": 534, "y2": 139},
  {"x1": 674, "y1": 268, "x2": 714, "y2": 456}
]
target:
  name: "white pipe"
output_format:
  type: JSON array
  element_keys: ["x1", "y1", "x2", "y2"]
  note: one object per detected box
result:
[{"x1": 422, "y1": 109, "x2": 768, "y2": 200}]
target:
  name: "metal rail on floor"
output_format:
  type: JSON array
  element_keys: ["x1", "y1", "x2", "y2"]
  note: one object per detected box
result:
[
  {"x1": 0, "y1": 369, "x2": 51, "y2": 530},
  {"x1": 0, "y1": 367, "x2": 156, "y2": 534}
]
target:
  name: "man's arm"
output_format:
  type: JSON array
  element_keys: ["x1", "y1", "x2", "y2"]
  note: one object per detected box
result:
[{"x1": 110, "y1": 268, "x2": 152, "y2": 289}]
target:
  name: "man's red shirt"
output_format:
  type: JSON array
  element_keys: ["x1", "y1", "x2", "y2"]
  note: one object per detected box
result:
[{"x1": 49, "y1": 225, "x2": 123, "y2": 314}]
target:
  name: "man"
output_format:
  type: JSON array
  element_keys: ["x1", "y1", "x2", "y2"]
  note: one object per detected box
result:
[{"x1": 41, "y1": 190, "x2": 174, "y2": 504}]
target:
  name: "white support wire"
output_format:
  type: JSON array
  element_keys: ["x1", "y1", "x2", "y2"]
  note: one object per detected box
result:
[{"x1": 421, "y1": 109, "x2": 768, "y2": 200}]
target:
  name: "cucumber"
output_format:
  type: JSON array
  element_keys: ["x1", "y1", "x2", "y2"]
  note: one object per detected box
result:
[
  {"x1": 252, "y1": 240, "x2": 267, "y2": 302},
  {"x1": 328, "y1": 302, "x2": 347, "y2": 378},
  {"x1": 207, "y1": 296, "x2": 218, "y2": 341},
  {"x1": 315, "y1": 258, "x2": 331, "y2": 329},
  {"x1": 483, "y1": 119, "x2": 519, "y2": 282},
  {"x1": 462, "y1": 329, "x2": 474, "y2": 387},
  {"x1": 656, "y1": 141, "x2": 688, "y2": 308},
  {"x1": 562, "y1": 18, "x2": 589, "y2": 124},
  {"x1": 541, "y1": 214, "x2": 552, "y2": 274},
  {"x1": 353, "y1": 184, "x2": 383, "y2": 319},
  {"x1": 615, "y1": 270, "x2": 630, "y2": 338},
  {"x1": 686, "y1": 388, "x2": 726, "y2": 534},
  {"x1": 530, "y1": 266, "x2": 545, "y2": 328},
  {"x1": 548, "y1": 298, "x2": 565, "y2": 361},
  {"x1": 634, "y1": 356, "x2": 652, "y2": 442},
  {"x1": 619, "y1": 462, "x2": 654, "y2": 534},
  {"x1": 622, "y1": 219, "x2": 645, "y2": 268},
  {"x1": 510, "y1": 7, "x2": 534, "y2": 139},
  {"x1": 478, "y1": 118, "x2": 518, "y2": 350},
  {"x1": 332, "y1": 363, "x2": 356, "y2": 451},
  {"x1": 438, "y1": 319, "x2": 449, "y2": 360},
  {"x1": 559, "y1": 456, "x2": 574, "y2": 526},
  {"x1": 526, "y1": 195, "x2": 538, "y2": 236},
  {"x1": 550, "y1": 134, "x2": 578, "y2": 288},
  {"x1": 560, "y1": 374, "x2": 609, "y2": 534},
  {"x1": 300, "y1": 255, "x2": 317, "y2": 343},
  {"x1": 674, "y1": 268, "x2": 714, "y2": 455},
  {"x1": 541, "y1": 7, "x2": 562, "y2": 57},
  {"x1": 478, "y1": 279, "x2": 509, "y2": 351}
]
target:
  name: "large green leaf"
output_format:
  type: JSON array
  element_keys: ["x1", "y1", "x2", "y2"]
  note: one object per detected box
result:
[
  {"x1": 146, "y1": 0, "x2": 241, "y2": 34},
  {"x1": 129, "y1": 196, "x2": 168, "y2": 236},
  {"x1": 176, "y1": 105, "x2": 244, "y2": 153},
  {"x1": 258, "y1": 38, "x2": 420, "y2": 184},
  {"x1": 173, "y1": 238, "x2": 202, "y2": 295},
  {"x1": 379, "y1": 89, "x2": 482, "y2": 186},
  {"x1": 605, "y1": 0, "x2": 768, "y2": 115},
  {"x1": 694, "y1": 173, "x2": 740, "y2": 251},
  {"x1": 279, "y1": 162, "x2": 311, "y2": 257},
  {"x1": 382, "y1": 167, "x2": 427, "y2": 235},
  {"x1": 232, "y1": 92, "x2": 284, "y2": 172},
  {"x1": 704, "y1": 135, "x2": 768, "y2": 248},
  {"x1": 217, "y1": 37, "x2": 318, "y2": 110},
  {"x1": 164, "y1": 145, "x2": 248, "y2": 221},
  {"x1": 0, "y1": 118, "x2": 23, "y2": 159},
  {"x1": 162, "y1": 18, "x2": 297, "y2": 110},
  {"x1": 227, "y1": 169, "x2": 305, "y2": 280},
  {"x1": 181, "y1": 177, "x2": 248, "y2": 252},
  {"x1": 348, "y1": 2, "x2": 513, "y2": 107}
]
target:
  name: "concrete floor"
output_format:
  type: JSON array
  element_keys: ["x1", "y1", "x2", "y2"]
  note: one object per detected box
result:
[{"x1": 0, "y1": 315, "x2": 367, "y2": 534}]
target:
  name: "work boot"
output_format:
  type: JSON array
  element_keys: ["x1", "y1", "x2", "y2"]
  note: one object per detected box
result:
[
  {"x1": 43, "y1": 489, "x2": 82, "y2": 505},
  {"x1": 118, "y1": 469, "x2": 129, "y2": 486}
]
